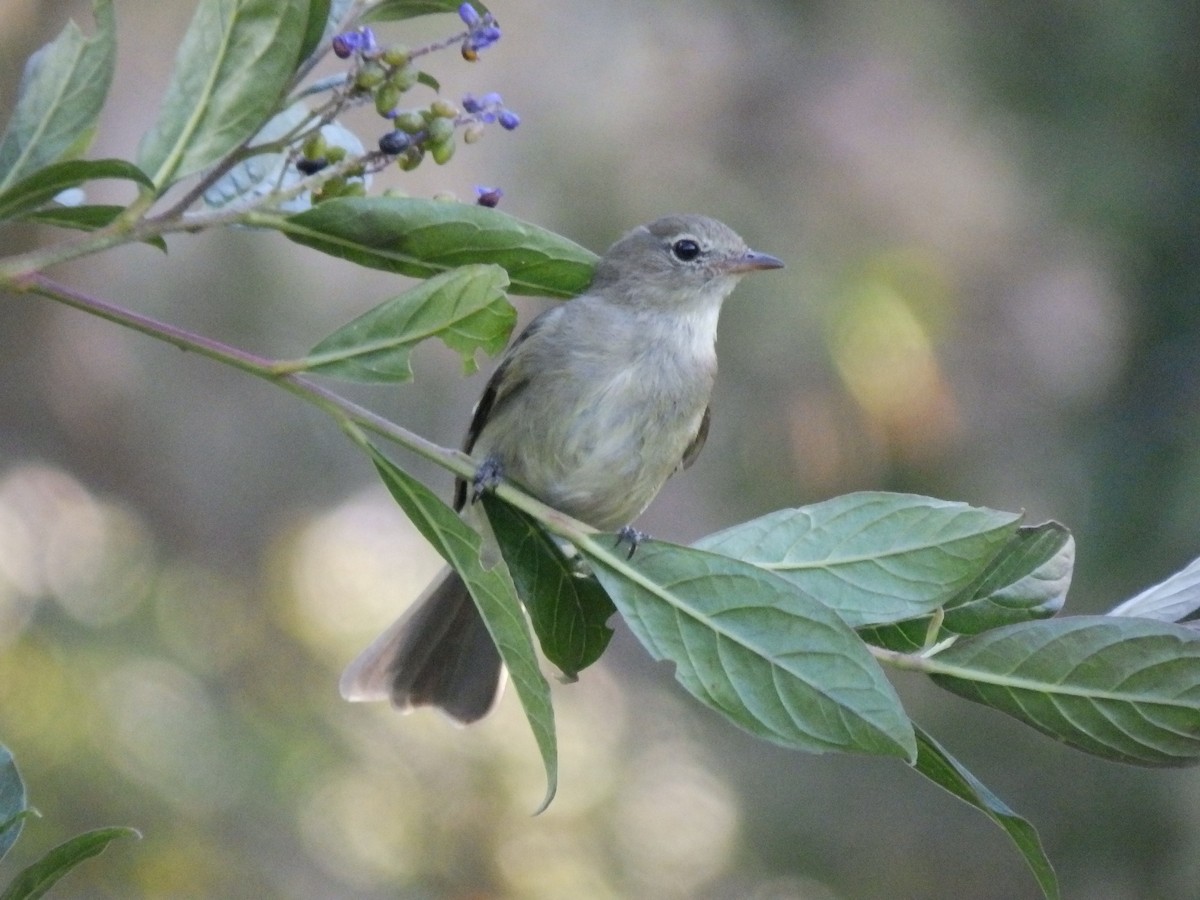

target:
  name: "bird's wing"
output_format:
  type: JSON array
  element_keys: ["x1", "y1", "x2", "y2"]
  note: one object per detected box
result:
[
  {"x1": 453, "y1": 308, "x2": 556, "y2": 511},
  {"x1": 679, "y1": 405, "x2": 711, "y2": 471}
]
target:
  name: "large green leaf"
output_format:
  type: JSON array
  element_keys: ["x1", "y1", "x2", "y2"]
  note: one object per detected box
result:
[
  {"x1": 200, "y1": 102, "x2": 317, "y2": 211},
  {"x1": 0, "y1": 158, "x2": 152, "y2": 222},
  {"x1": 0, "y1": 827, "x2": 139, "y2": 900},
  {"x1": 0, "y1": 0, "x2": 116, "y2": 193},
  {"x1": 272, "y1": 197, "x2": 599, "y2": 298},
  {"x1": 137, "y1": 0, "x2": 310, "y2": 190},
  {"x1": 862, "y1": 522, "x2": 1074, "y2": 652},
  {"x1": 581, "y1": 538, "x2": 916, "y2": 760},
  {"x1": 482, "y1": 495, "x2": 615, "y2": 679},
  {"x1": 303, "y1": 264, "x2": 514, "y2": 380},
  {"x1": 940, "y1": 522, "x2": 1073, "y2": 632},
  {"x1": 296, "y1": 0, "x2": 333, "y2": 65},
  {"x1": 365, "y1": 446, "x2": 557, "y2": 811},
  {"x1": 927, "y1": 616, "x2": 1200, "y2": 766},
  {"x1": 1109, "y1": 554, "x2": 1200, "y2": 623},
  {"x1": 0, "y1": 745, "x2": 26, "y2": 863},
  {"x1": 912, "y1": 727, "x2": 1059, "y2": 900},
  {"x1": 363, "y1": 0, "x2": 491, "y2": 22},
  {"x1": 695, "y1": 492, "x2": 1021, "y2": 628}
]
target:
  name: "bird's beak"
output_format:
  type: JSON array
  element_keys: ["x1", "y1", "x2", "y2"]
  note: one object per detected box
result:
[{"x1": 724, "y1": 249, "x2": 785, "y2": 274}]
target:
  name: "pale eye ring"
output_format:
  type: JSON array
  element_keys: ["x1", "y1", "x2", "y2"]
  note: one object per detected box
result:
[{"x1": 671, "y1": 238, "x2": 702, "y2": 262}]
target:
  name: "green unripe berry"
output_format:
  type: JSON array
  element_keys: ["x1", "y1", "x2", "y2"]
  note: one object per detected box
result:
[
  {"x1": 463, "y1": 123, "x2": 485, "y2": 144},
  {"x1": 430, "y1": 99, "x2": 459, "y2": 119},
  {"x1": 430, "y1": 138, "x2": 456, "y2": 165},
  {"x1": 302, "y1": 133, "x2": 328, "y2": 159},
  {"x1": 354, "y1": 63, "x2": 386, "y2": 90},
  {"x1": 375, "y1": 84, "x2": 401, "y2": 117},
  {"x1": 426, "y1": 117, "x2": 454, "y2": 145},
  {"x1": 316, "y1": 177, "x2": 346, "y2": 201},
  {"x1": 397, "y1": 146, "x2": 425, "y2": 171},
  {"x1": 389, "y1": 65, "x2": 419, "y2": 92},
  {"x1": 381, "y1": 45, "x2": 410, "y2": 67},
  {"x1": 394, "y1": 111, "x2": 425, "y2": 134},
  {"x1": 325, "y1": 145, "x2": 347, "y2": 163}
]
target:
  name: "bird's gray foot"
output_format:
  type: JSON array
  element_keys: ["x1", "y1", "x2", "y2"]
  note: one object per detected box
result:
[
  {"x1": 471, "y1": 455, "x2": 504, "y2": 503},
  {"x1": 615, "y1": 526, "x2": 650, "y2": 559}
]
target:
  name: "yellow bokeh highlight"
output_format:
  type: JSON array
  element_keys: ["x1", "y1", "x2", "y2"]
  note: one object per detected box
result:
[{"x1": 828, "y1": 264, "x2": 959, "y2": 457}]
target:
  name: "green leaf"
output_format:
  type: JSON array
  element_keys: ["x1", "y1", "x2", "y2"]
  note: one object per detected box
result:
[
  {"x1": 201, "y1": 105, "x2": 369, "y2": 213},
  {"x1": 862, "y1": 522, "x2": 1074, "y2": 652},
  {"x1": 0, "y1": 826, "x2": 140, "y2": 900},
  {"x1": 365, "y1": 446, "x2": 557, "y2": 811},
  {"x1": 18, "y1": 205, "x2": 167, "y2": 251},
  {"x1": 1109, "y1": 554, "x2": 1200, "y2": 623},
  {"x1": 912, "y1": 727, "x2": 1059, "y2": 900},
  {"x1": 296, "y1": 0, "x2": 333, "y2": 65},
  {"x1": 0, "y1": 158, "x2": 152, "y2": 222},
  {"x1": 581, "y1": 538, "x2": 916, "y2": 760},
  {"x1": 482, "y1": 495, "x2": 616, "y2": 679},
  {"x1": 304, "y1": 264, "x2": 514, "y2": 381},
  {"x1": 695, "y1": 492, "x2": 1022, "y2": 628},
  {"x1": 927, "y1": 616, "x2": 1200, "y2": 766},
  {"x1": 0, "y1": 745, "x2": 27, "y2": 863},
  {"x1": 274, "y1": 197, "x2": 599, "y2": 298},
  {"x1": 0, "y1": 0, "x2": 116, "y2": 193},
  {"x1": 940, "y1": 522, "x2": 1073, "y2": 631},
  {"x1": 363, "y1": 0, "x2": 490, "y2": 23},
  {"x1": 137, "y1": 0, "x2": 310, "y2": 190}
]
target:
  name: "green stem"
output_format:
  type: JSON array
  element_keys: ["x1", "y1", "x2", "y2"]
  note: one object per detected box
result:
[
  {"x1": 16, "y1": 273, "x2": 456, "y2": 468},
  {"x1": 869, "y1": 644, "x2": 936, "y2": 673},
  {"x1": 10, "y1": 273, "x2": 590, "y2": 542}
]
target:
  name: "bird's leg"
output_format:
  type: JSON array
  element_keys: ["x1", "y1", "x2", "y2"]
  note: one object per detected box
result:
[
  {"x1": 471, "y1": 454, "x2": 504, "y2": 503},
  {"x1": 615, "y1": 525, "x2": 650, "y2": 560}
]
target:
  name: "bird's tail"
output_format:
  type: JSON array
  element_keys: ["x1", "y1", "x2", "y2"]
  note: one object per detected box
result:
[{"x1": 339, "y1": 567, "x2": 506, "y2": 724}]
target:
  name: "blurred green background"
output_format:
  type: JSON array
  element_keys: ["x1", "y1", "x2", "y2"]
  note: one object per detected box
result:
[{"x1": 2, "y1": 1, "x2": 1200, "y2": 897}]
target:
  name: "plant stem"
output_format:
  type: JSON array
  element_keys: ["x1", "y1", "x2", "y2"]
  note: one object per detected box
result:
[
  {"x1": 10, "y1": 273, "x2": 588, "y2": 539},
  {"x1": 869, "y1": 644, "x2": 934, "y2": 673},
  {"x1": 17, "y1": 273, "x2": 452, "y2": 464}
]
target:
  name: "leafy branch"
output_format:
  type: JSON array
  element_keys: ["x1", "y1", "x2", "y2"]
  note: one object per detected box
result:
[
  {"x1": 0, "y1": 744, "x2": 139, "y2": 900},
  {"x1": 4, "y1": 2, "x2": 1200, "y2": 898}
]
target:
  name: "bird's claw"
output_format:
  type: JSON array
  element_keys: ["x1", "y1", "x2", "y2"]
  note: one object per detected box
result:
[
  {"x1": 471, "y1": 456, "x2": 504, "y2": 503},
  {"x1": 615, "y1": 526, "x2": 649, "y2": 559}
]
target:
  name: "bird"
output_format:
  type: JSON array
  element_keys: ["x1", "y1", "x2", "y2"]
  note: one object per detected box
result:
[{"x1": 340, "y1": 214, "x2": 784, "y2": 723}]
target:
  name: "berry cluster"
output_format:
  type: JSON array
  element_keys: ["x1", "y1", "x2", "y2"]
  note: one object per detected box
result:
[{"x1": 310, "y1": 4, "x2": 518, "y2": 181}]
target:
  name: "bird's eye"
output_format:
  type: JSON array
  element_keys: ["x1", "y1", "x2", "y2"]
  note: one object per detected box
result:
[{"x1": 671, "y1": 238, "x2": 702, "y2": 262}]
